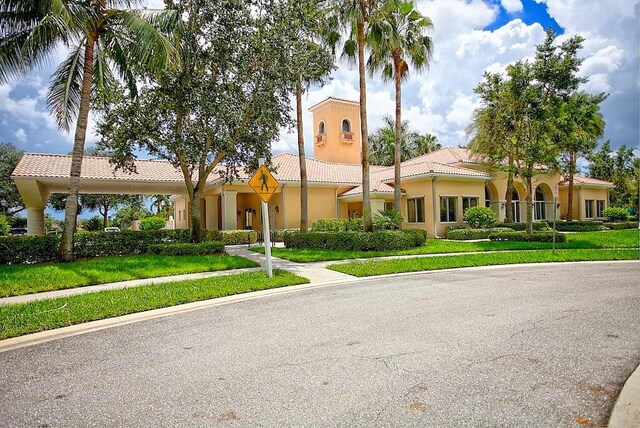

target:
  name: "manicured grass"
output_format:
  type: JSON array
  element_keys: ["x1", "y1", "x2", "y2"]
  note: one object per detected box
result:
[
  {"x1": 0, "y1": 270, "x2": 307, "y2": 340},
  {"x1": 0, "y1": 255, "x2": 258, "y2": 297},
  {"x1": 257, "y1": 230, "x2": 639, "y2": 262},
  {"x1": 328, "y1": 249, "x2": 639, "y2": 277}
]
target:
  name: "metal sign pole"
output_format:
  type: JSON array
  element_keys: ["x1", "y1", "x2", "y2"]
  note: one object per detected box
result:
[{"x1": 259, "y1": 158, "x2": 273, "y2": 278}]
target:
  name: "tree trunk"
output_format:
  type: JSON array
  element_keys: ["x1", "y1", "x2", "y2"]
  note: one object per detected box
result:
[
  {"x1": 357, "y1": 10, "x2": 372, "y2": 232},
  {"x1": 60, "y1": 35, "x2": 95, "y2": 261},
  {"x1": 296, "y1": 76, "x2": 308, "y2": 233},
  {"x1": 525, "y1": 178, "x2": 533, "y2": 234},
  {"x1": 189, "y1": 190, "x2": 203, "y2": 243},
  {"x1": 393, "y1": 53, "x2": 402, "y2": 212},
  {"x1": 101, "y1": 205, "x2": 108, "y2": 229},
  {"x1": 505, "y1": 171, "x2": 514, "y2": 223},
  {"x1": 567, "y1": 151, "x2": 575, "y2": 220}
]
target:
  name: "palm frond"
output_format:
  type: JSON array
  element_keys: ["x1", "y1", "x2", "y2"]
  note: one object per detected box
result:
[{"x1": 46, "y1": 41, "x2": 85, "y2": 131}]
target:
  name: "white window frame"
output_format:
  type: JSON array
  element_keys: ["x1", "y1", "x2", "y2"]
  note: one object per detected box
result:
[
  {"x1": 440, "y1": 195, "x2": 457, "y2": 223},
  {"x1": 585, "y1": 199, "x2": 594, "y2": 219},
  {"x1": 596, "y1": 200, "x2": 605, "y2": 218},
  {"x1": 407, "y1": 196, "x2": 425, "y2": 223},
  {"x1": 462, "y1": 196, "x2": 479, "y2": 220}
]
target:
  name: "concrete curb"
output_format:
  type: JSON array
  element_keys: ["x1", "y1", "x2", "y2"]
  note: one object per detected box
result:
[
  {"x1": 609, "y1": 364, "x2": 640, "y2": 428},
  {"x1": 0, "y1": 260, "x2": 637, "y2": 354}
]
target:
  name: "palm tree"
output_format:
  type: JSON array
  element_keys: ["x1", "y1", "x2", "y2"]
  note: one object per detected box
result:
[
  {"x1": 150, "y1": 194, "x2": 170, "y2": 217},
  {"x1": 369, "y1": 115, "x2": 418, "y2": 166},
  {"x1": 0, "y1": 0, "x2": 177, "y2": 260},
  {"x1": 288, "y1": 1, "x2": 334, "y2": 233},
  {"x1": 414, "y1": 133, "x2": 441, "y2": 156},
  {"x1": 333, "y1": 0, "x2": 380, "y2": 232},
  {"x1": 367, "y1": 0, "x2": 433, "y2": 211}
]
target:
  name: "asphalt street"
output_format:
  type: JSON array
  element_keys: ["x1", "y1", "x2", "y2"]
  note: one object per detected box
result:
[{"x1": 1, "y1": 262, "x2": 638, "y2": 427}]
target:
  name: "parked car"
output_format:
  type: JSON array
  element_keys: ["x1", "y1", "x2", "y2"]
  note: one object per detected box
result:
[
  {"x1": 9, "y1": 227, "x2": 27, "y2": 236},
  {"x1": 104, "y1": 227, "x2": 121, "y2": 233}
]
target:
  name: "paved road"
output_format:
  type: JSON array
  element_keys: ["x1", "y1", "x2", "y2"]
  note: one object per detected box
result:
[{"x1": 1, "y1": 262, "x2": 638, "y2": 427}]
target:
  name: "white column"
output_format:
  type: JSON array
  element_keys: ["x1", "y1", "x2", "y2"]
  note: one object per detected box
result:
[
  {"x1": 205, "y1": 196, "x2": 219, "y2": 230},
  {"x1": 26, "y1": 207, "x2": 45, "y2": 236},
  {"x1": 497, "y1": 200, "x2": 506, "y2": 222},
  {"x1": 221, "y1": 190, "x2": 237, "y2": 230}
]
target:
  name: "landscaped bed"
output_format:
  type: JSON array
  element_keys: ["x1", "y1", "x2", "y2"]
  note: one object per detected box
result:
[
  {"x1": 328, "y1": 249, "x2": 638, "y2": 277},
  {"x1": 0, "y1": 270, "x2": 307, "y2": 340},
  {"x1": 252, "y1": 230, "x2": 639, "y2": 262},
  {"x1": 0, "y1": 254, "x2": 258, "y2": 297}
]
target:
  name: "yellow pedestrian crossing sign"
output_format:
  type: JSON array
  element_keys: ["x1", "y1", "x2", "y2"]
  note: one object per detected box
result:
[{"x1": 249, "y1": 165, "x2": 279, "y2": 203}]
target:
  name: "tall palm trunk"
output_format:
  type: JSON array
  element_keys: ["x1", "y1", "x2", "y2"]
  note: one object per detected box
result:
[
  {"x1": 356, "y1": 6, "x2": 371, "y2": 232},
  {"x1": 296, "y1": 75, "x2": 308, "y2": 233},
  {"x1": 567, "y1": 151, "x2": 575, "y2": 220},
  {"x1": 393, "y1": 52, "x2": 402, "y2": 211},
  {"x1": 60, "y1": 35, "x2": 95, "y2": 261}
]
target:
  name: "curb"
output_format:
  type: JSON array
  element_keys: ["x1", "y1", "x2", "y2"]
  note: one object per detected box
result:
[
  {"x1": 609, "y1": 364, "x2": 640, "y2": 428},
  {"x1": 0, "y1": 260, "x2": 637, "y2": 353}
]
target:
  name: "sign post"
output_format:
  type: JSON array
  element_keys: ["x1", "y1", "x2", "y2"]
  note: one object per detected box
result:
[
  {"x1": 552, "y1": 184, "x2": 559, "y2": 254},
  {"x1": 248, "y1": 159, "x2": 279, "y2": 278}
]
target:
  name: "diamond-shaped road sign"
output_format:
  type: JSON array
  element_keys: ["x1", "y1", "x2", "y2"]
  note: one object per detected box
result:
[{"x1": 249, "y1": 165, "x2": 279, "y2": 203}]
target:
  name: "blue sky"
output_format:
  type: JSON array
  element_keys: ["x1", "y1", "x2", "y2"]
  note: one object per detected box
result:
[{"x1": 2, "y1": 0, "x2": 638, "y2": 219}]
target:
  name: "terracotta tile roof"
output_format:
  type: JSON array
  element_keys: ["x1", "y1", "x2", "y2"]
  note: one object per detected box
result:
[
  {"x1": 308, "y1": 96, "x2": 360, "y2": 111},
  {"x1": 374, "y1": 161, "x2": 488, "y2": 180},
  {"x1": 12, "y1": 153, "x2": 186, "y2": 182},
  {"x1": 339, "y1": 181, "x2": 398, "y2": 197},
  {"x1": 403, "y1": 147, "x2": 481, "y2": 166},
  {"x1": 558, "y1": 176, "x2": 614, "y2": 187}
]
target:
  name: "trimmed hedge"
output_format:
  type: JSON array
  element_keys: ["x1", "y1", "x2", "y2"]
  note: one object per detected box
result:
[
  {"x1": 501, "y1": 222, "x2": 550, "y2": 231},
  {"x1": 311, "y1": 218, "x2": 363, "y2": 232},
  {"x1": 0, "y1": 234, "x2": 61, "y2": 265},
  {"x1": 218, "y1": 230, "x2": 257, "y2": 245},
  {"x1": 274, "y1": 228, "x2": 299, "y2": 242},
  {"x1": 147, "y1": 241, "x2": 225, "y2": 256},
  {"x1": 0, "y1": 229, "x2": 257, "y2": 265},
  {"x1": 464, "y1": 206, "x2": 497, "y2": 228},
  {"x1": 0, "y1": 214, "x2": 8, "y2": 236},
  {"x1": 550, "y1": 221, "x2": 607, "y2": 232},
  {"x1": 604, "y1": 221, "x2": 639, "y2": 230},
  {"x1": 400, "y1": 229, "x2": 428, "y2": 246},
  {"x1": 139, "y1": 216, "x2": 166, "y2": 230},
  {"x1": 284, "y1": 230, "x2": 421, "y2": 251},
  {"x1": 602, "y1": 207, "x2": 628, "y2": 222},
  {"x1": 489, "y1": 231, "x2": 567, "y2": 242},
  {"x1": 446, "y1": 227, "x2": 514, "y2": 240}
]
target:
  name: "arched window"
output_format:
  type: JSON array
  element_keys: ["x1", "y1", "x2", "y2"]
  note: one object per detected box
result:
[
  {"x1": 485, "y1": 185, "x2": 492, "y2": 208},
  {"x1": 535, "y1": 186, "x2": 546, "y2": 201},
  {"x1": 511, "y1": 189, "x2": 521, "y2": 222},
  {"x1": 534, "y1": 186, "x2": 547, "y2": 220},
  {"x1": 318, "y1": 121, "x2": 325, "y2": 134},
  {"x1": 341, "y1": 119, "x2": 351, "y2": 132},
  {"x1": 511, "y1": 189, "x2": 520, "y2": 201}
]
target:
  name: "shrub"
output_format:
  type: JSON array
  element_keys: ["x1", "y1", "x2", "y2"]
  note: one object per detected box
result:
[
  {"x1": 274, "y1": 228, "x2": 299, "y2": 242},
  {"x1": 489, "y1": 231, "x2": 567, "y2": 242},
  {"x1": 284, "y1": 230, "x2": 421, "y2": 251},
  {"x1": 0, "y1": 234, "x2": 62, "y2": 264},
  {"x1": 218, "y1": 229, "x2": 257, "y2": 245},
  {"x1": 373, "y1": 210, "x2": 404, "y2": 231},
  {"x1": 311, "y1": 218, "x2": 363, "y2": 232},
  {"x1": 84, "y1": 216, "x2": 103, "y2": 232},
  {"x1": 0, "y1": 214, "x2": 8, "y2": 236},
  {"x1": 464, "y1": 206, "x2": 497, "y2": 229},
  {"x1": 147, "y1": 241, "x2": 225, "y2": 256},
  {"x1": 8, "y1": 216, "x2": 27, "y2": 228},
  {"x1": 604, "y1": 221, "x2": 638, "y2": 230},
  {"x1": 501, "y1": 222, "x2": 550, "y2": 231},
  {"x1": 446, "y1": 227, "x2": 514, "y2": 240},
  {"x1": 399, "y1": 229, "x2": 428, "y2": 246},
  {"x1": 139, "y1": 216, "x2": 166, "y2": 230},
  {"x1": 73, "y1": 229, "x2": 191, "y2": 259},
  {"x1": 602, "y1": 207, "x2": 628, "y2": 222},
  {"x1": 550, "y1": 221, "x2": 607, "y2": 232}
]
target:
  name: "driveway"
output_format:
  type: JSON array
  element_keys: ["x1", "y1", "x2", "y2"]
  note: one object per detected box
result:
[{"x1": 1, "y1": 262, "x2": 638, "y2": 427}]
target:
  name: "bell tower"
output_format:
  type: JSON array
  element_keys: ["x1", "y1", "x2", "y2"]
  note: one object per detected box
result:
[{"x1": 308, "y1": 97, "x2": 361, "y2": 164}]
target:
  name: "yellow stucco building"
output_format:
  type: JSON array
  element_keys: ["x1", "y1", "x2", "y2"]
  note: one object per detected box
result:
[{"x1": 12, "y1": 97, "x2": 613, "y2": 237}]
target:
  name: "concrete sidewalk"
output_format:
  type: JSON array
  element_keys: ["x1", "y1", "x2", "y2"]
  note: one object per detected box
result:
[{"x1": 609, "y1": 363, "x2": 640, "y2": 427}]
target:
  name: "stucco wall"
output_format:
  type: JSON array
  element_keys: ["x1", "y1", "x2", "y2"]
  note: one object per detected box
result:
[{"x1": 312, "y1": 101, "x2": 361, "y2": 164}]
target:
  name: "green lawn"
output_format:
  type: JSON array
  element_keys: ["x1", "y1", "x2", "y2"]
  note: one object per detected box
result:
[
  {"x1": 328, "y1": 249, "x2": 638, "y2": 277},
  {"x1": 256, "y1": 230, "x2": 639, "y2": 262},
  {"x1": 0, "y1": 270, "x2": 307, "y2": 340},
  {"x1": 0, "y1": 255, "x2": 258, "y2": 297}
]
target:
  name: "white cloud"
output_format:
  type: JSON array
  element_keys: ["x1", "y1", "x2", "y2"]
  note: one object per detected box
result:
[
  {"x1": 501, "y1": 0, "x2": 524, "y2": 13},
  {"x1": 14, "y1": 128, "x2": 26, "y2": 142}
]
